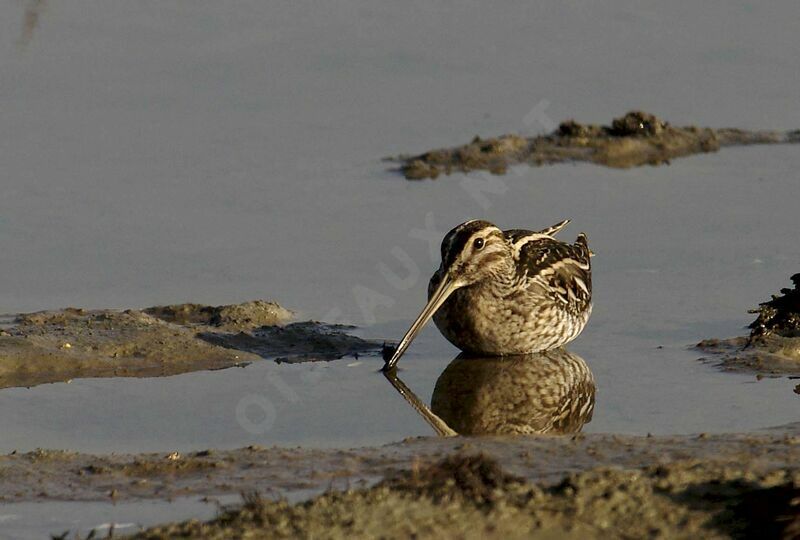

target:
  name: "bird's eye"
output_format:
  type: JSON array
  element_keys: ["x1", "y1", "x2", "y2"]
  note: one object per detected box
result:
[{"x1": 473, "y1": 237, "x2": 485, "y2": 250}]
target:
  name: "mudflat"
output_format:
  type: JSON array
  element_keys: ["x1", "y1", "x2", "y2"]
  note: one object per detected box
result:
[
  {"x1": 0, "y1": 301, "x2": 382, "y2": 390},
  {"x1": 4, "y1": 423, "x2": 797, "y2": 539},
  {"x1": 390, "y1": 111, "x2": 800, "y2": 179}
]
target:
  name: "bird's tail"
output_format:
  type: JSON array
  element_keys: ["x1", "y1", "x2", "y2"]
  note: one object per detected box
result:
[{"x1": 576, "y1": 233, "x2": 594, "y2": 256}]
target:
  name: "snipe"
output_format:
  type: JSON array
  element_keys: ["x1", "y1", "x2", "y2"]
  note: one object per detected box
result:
[{"x1": 384, "y1": 219, "x2": 593, "y2": 371}]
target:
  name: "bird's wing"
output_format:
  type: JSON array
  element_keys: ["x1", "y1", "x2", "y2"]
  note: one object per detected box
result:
[
  {"x1": 537, "y1": 219, "x2": 571, "y2": 237},
  {"x1": 504, "y1": 219, "x2": 571, "y2": 248},
  {"x1": 512, "y1": 234, "x2": 592, "y2": 316}
]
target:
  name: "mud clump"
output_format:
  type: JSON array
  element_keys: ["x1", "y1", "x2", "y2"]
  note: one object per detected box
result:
[
  {"x1": 144, "y1": 300, "x2": 293, "y2": 331},
  {"x1": 403, "y1": 134, "x2": 529, "y2": 179},
  {"x1": 0, "y1": 301, "x2": 382, "y2": 389},
  {"x1": 117, "y1": 454, "x2": 226, "y2": 478},
  {"x1": 0, "y1": 308, "x2": 255, "y2": 389},
  {"x1": 698, "y1": 273, "x2": 800, "y2": 376},
  {"x1": 390, "y1": 110, "x2": 799, "y2": 179},
  {"x1": 748, "y1": 273, "x2": 800, "y2": 341},
  {"x1": 697, "y1": 335, "x2": 800, "y2": 375},
  {"x1": 384, "y1": 453, "x2": 525, "y2": 507},
  {"x1": 608, "y1": 110, "x2": 667, "y2": 136}
]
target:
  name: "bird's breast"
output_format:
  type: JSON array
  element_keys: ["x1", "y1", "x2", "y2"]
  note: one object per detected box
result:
[{"x1": 431, "y1": 275, "x2": 587, "y2": 355}]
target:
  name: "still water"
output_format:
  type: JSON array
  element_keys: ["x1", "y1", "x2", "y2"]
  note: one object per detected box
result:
[
  {"x1": 1, "y1": 1, "x2": 798, "y2": 454},
  {"x1": 2, "y1": 2, "x2": 799, "y2": 537}
]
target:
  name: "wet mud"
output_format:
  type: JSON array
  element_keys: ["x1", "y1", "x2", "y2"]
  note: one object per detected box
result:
[
  {"x1": 0, "y1": 301, "x2": 382, "y2": 389},
  {"x1": 698, "y1": 274, "x2": 800, "y2": 375},
  {"x1": 201, "y1": 321, "x2": 383, "y2": 364},
  {"x1": 135, "y1": 454, "x2": 800, "y2": 539},
  {"x1": 3, "y1": 424, "x2": 796, "y2": 505},
  {"x1": 143, "y1": 300, "x2": 293, "y2": 331},
  {"x1": 388, "y1": 111, "x2": 800, "y2": 179},
  {"x1": 4, "y1": 424, "x2": 797, "y2": 538},
  {"x1": 748, "y1": 273, "x2": 800, "y2": 342}
]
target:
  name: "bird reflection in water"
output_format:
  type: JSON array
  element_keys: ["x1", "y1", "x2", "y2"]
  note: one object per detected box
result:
[{"x1": 383, "y1": 349, "x2": 595, "y2": 436}]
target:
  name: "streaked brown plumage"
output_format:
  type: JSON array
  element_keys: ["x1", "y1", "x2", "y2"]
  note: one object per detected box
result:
[
  {"x1": 384, "y1": 219, "x2": 593, "y2": 370},
  {"x1": 431, "y1": 349, "x2": 595, "y2": 435}
]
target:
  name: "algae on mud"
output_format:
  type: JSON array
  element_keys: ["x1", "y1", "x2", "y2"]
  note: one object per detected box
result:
[
  {"x1": 389, "y1": 110, "x2": 800, "y2": 180},
  {"x1": 0, "y1": 300, "x2": 383, "y2": 390},
  {"x1": 698, "y1": 273, "x2": 800, "y2": 376}
]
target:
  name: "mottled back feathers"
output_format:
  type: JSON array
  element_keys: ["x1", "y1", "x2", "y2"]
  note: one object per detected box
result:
[{"x1": 512, "y1": 231, "x2": 592, "y2": 316}]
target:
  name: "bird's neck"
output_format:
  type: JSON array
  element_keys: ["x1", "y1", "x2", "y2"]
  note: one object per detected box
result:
[{"x1": 479, "y1": 258, "x2": 517, "y2": 293}]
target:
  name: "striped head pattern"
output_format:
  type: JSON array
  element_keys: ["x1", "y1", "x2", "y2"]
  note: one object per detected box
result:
[{"x1": 439, "y1": 220, "x2": 512, "y2": 287}]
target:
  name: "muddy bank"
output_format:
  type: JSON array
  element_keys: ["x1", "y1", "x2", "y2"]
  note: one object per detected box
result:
[
  {"x1": 0, "y1": 301, "x2": 383, "y2": 389},
  {"x1": 388, "y1": 110, "x2": 800, "y2": 179},
  {"x1": 1, "y1": 423, "x2": 797, "y2": 505},
  {"x1": 698, "y1": 274, "x2": 800, "y2": 376},
  {"x1": 201, "y1": 321, "x2": 383, "y2": 364},
  {"x1": 134, "y1": 453, "x2": 800, "y2": 539},
  {"x1": 3, "y1": 424, "x2": 796, "y2": 537},
  {"x1": 697, "y1": 336, "x2": 800, "y2": 376}
]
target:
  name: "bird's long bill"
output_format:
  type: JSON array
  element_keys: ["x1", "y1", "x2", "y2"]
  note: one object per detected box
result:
[{"x1": 383, "y1": 274, "x2": 459, "y2": 371}]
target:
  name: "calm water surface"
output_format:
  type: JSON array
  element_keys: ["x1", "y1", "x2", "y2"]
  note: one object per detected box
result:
[
  {"x1": 2, "y1": 2, "x2": 799, "y2": 536},
  {"x1": 0, "y1": 0, "x2": 798, "y2": 454}
]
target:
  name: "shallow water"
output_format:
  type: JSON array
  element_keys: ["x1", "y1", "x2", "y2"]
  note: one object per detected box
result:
[
  {"x1": 0, "y1": 0, "x2": 798, "y2": 482},
  {"x1": 0, "y1": 319, "x2": 797, "y2": 455},
  {"x1": 0, "y1": 496, "x2": 240, "y2": 540}
]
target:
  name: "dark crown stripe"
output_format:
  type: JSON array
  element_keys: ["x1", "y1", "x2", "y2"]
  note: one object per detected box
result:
[{"x1": 441, "y1": 220, "x2": 495, "y2": 268}]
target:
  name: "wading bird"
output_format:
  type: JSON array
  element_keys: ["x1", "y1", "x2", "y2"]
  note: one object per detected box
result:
[{"x1": 383, "y1": 219, "x2": 592, "y2": 371}]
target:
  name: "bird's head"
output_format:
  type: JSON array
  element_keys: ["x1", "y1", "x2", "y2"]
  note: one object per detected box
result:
[
  {"x1": 383, "y1": 220, "x2": 510, "y2": 371},
  {"x1": 437, "y1": 219, "x2": 510, "y2": 288}
]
